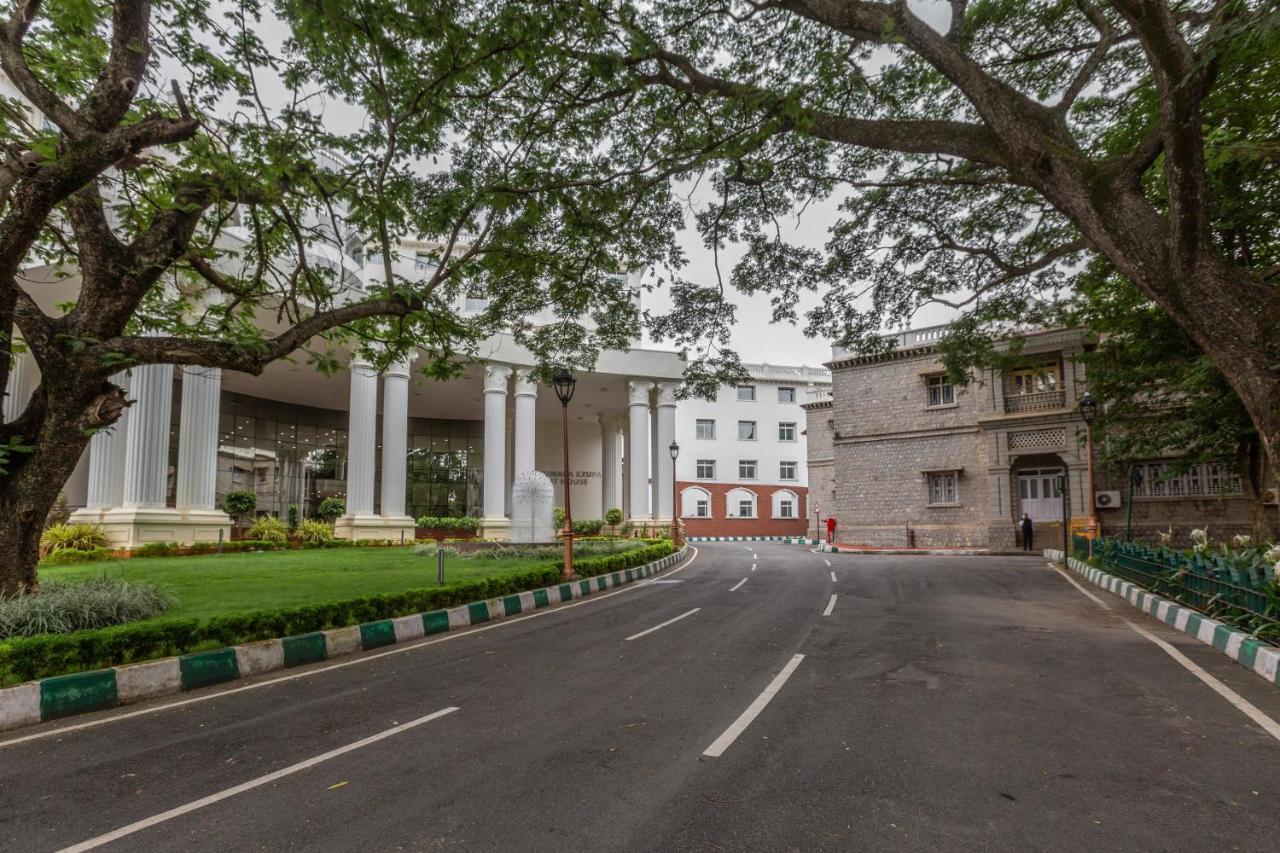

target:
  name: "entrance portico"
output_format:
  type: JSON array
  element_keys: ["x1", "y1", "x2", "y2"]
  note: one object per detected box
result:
[{"x1": 70, "y1": 333, "x2": 684, "y2": 546}]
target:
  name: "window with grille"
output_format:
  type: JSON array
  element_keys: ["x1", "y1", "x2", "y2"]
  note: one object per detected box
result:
[
  {"x1": 779, "y1": 499, "x2": 794, "y2": 518},
  {"x1": 1133, "y1": 461, "x2": 1243, "y2": 498},
  {"x1": 780, "y1": 461, "x2": 798, "y2": 481},
  {"x1": 739, "y1": 460, "x2": 757, "y2": 479},
  {"x1": 739, "y1": 499, "x2": 755, "y2": 517},
  {"x1": 696, "y1": 459, "x2": 716, "y2": 479},
  {"x1": 778, "y1": 422, "x2": 797, "y2": 441},
  {"x1": 926, "y1": 375, "x2": 955, "y2": 407},
  {"x1": 696, "y1": 499, "x2": 710, "y2": 517},
  {"x1": 927, "y1": 472, "x2": 959, "y2": 505},
  {"x1": 695, "y1": 419, "x2": 715, "y2": 439},
  {"x1": 1007, "y1": 364, "x2": 1060, "y2": 396}
]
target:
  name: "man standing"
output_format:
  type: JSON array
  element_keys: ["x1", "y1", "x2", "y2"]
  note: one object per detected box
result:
[
  {"x1": 1021, "y1": 513, "x2": 1034, "y2": 552},
  {"x1": 826, "y1": 515, "x2": 837, "y2": 545}
]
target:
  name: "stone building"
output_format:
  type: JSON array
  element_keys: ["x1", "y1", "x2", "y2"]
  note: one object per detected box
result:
[{"x1": 806, "y1": 324, "x2": 1273, "y2": 549}]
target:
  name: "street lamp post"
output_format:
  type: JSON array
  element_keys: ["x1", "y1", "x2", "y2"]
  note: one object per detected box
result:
[
  {"x1": 1056, "y1": 473, "x2": 1069, "y2": 566},
  {"x1": 552, "y1": 368, "x2": 577, "y2": 580},
  {"x1": 1079, "y1": 391, "x2": 1099, "y2": 559},
  {"x1": 669, "y1": 440, "x2": 680, "y2": 546}
]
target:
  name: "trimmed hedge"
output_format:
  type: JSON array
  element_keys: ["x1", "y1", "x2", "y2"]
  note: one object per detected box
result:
[
  {"x1": 2, "y1": 540, "x2": 677, "y2": 684},
  {"x1": 416, "y1": 516, "x2": 481, "y2": 533}
]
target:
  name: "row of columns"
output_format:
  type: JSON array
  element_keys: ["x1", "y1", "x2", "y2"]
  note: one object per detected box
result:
[{"x1": 336, "y1": 356, "x2": 415, "y2": 539}]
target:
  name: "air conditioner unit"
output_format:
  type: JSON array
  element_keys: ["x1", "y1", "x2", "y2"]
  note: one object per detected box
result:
[{"x1": 1095, "y1": 491, "x2": 1121, "y2": 509}]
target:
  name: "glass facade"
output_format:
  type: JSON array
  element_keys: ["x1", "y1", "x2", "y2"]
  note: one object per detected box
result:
[{"x1": 187, "y1": 390, "x2": 486, "y2": 521}]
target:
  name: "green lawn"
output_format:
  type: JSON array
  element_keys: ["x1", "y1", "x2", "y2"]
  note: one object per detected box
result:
[{"x1": 40, "y1": 547, "x2": 566, "y2": 622}]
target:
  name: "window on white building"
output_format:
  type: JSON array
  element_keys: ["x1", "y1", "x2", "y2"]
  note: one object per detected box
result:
[
  {"x1": 739, "y1": 499, "x2": 755, "y2": 517},
  {"x1": 697, "y1": 498, "x2": 710, "y2": 517},
  {"x1": 727, "y1": 487, "x2": 756, "y2": 518},
  {"x1": 778, "y1": 386, "x2": 796, "y2": 403},
  {"x1": 695, "y1": 418, "x2": 716, "y2": 439},
  {"x1": 926, "y1": 375, "x2": 955, "y2": 407},
  {"x1": 778, "y1": 421, "x2": 797, "y2": 441},
  {"x1": 780, "y1": 498, "x2": 794, "y2": 518},
  {"x1": 927, "y1": 471, "x2": 959, "y2": 505},
  {"x1": 739, "y1": 460, "x2": 757, "y2": 480},
  {"x1": 780, "y1": 461, "x2": 798, "y2": 481},
  {"x1": 696, "y1": 459, "x2": 716, "y2": 479},
  {"x1": 464, "y1": 291, "x2": 489, "y2": 311},
  {"x1": 738, "y1": 420, "x2": 757, "y2": 440},
  {"x1": 737, "y1": 385, "x2": 756, "y2": 401},
  {"x1": 772, "y1": 489, "x2": 798, "y2": 519},
  {"x1": 681, "y1": 487, "x2": 712, "y2": 518},
  {"x1": 414, "y1": 252, "x2": 436, "y2": 271}
]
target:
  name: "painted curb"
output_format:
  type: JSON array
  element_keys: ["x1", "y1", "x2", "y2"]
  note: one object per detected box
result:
[
  {"x1": 1045, "y1": 548, "x2": 1280, "y2": 689},
  {"x1": 686, "y1": 536, "x2": 796, "y2": 542},
  {"x1": 0, "y1": 546, "x2": 689, "y2": 733}
]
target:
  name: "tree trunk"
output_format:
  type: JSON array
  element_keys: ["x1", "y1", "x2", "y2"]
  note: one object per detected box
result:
[{"x1": 0, "y1": 379, "x2": 127, "y2": 596}]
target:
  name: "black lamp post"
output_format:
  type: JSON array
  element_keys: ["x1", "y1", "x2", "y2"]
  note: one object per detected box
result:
[
  {"x1": 669, "y1": 440, "x2": 680, "y2": 546},
  {"x1": 1056, "y1": 473, "x2": 1068, "y2": 565},
  {"x1": 1078, "y1": 391, "x2": 1099, "y2": 558},
  {"x1": 552, "y1": 368, "x2": 577, "y2": 580}
]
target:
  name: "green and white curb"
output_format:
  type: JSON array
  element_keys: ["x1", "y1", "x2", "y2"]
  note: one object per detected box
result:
[
  {"x1": 1046, "y1": 548, "x2": 1280, "y2": 689},
  {"x1": 0, "y1": 547, "x2": 689, "y2": 732}
]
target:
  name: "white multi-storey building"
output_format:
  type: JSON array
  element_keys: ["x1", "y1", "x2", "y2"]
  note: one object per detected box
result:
[{"x1": 674, "y1": 363, "x2": 831, "y2": 538}]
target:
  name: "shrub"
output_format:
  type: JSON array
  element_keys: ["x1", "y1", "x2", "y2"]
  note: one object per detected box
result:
[
  {"x1": 604, "y1": 507, "x2": 623, "y2": 528},
  {"x1": 0, "y1": 578, "x2": 175, "y2": 639},
  {"x1": 223, "y1": 490, "x2": 258, "y2": 525},
  {"x1": 294, "y1": 519, "x2": 333, "y2": 546},
  {"x1": 619, "y1": 520, "x2": 635, "y2": 537},
  {"x1": 286, "y1": 504, "x2": 300, "y2": 531},
  {"x1": 131, "y1": 542, "x2": 183, "y2": 558},
  {"x1": 552, "y1": 506, "x2": 566, "y2": 530},
  {"x1": 39, "y1": 523, "x2": 110, "y2": 557},
  {"x1": 246, "y1": 516, "x2": 289, "y2": 544},
  {"x1": 317, "y1": 497, "x2": 346, "y2": 521},
  {"x1": 39, "y1": 546, "x2": 114, "y2": 566},
  {"x1": 415, "y1": 516, "x2": 480, "y2": 533},
  {"x1": 573, "y1": 518, "x2": 605, "y2": 536}
]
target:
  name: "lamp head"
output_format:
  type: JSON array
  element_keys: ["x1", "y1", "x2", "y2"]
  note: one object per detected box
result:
[
  {"x1": 669, "y1": 440, "x2": 679, "y2": 461},
  {"x1": 552, "y1": 368, "x2": 576, "y2": 406},
  {"x1": 1078, "y1": 391, "x2": 1098, "y2": 425}
]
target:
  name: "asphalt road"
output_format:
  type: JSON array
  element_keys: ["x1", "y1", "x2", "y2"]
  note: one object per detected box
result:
[{"x1": 3, "y1": 543, "x2": 1279, "y2": 852}]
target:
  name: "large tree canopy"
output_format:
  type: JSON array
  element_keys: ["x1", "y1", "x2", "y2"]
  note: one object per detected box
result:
[
  {"x1": 0, "y1": 0, "x2": 689, "y2": 592},
  {"x1": 528, "y1": 0, "x2": 1280, "y2": 466}
]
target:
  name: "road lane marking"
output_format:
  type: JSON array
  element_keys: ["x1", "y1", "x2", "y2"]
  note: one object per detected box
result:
[
  {"x1": 703, "y1": 654, "x2": 805, "y2": 758},
  {"x1": 1, "y1": 549, "x2": 701, "y2": 749},
  {"x1": 830, "y1": 571, "x2": 837, "y2": 583},
  {"x1": 822, "y1": 594, "x2": 837, "y2": 616},
  {"x1": 1052, "y1": 562, "x2": 1280, "y2": 744},
  {"x1": 639, "y1": 579, "x2": 685, "y2": 586},
  {"x1": 729, "y1": 578, "x2": 748, "y2": 592},
  {"x1": 751, "y1": 563, "x2": 757, "y2": 572},
  {"x1": 56, "y1": 707, "x2": 460, "y2": 852},
  {"x1": 625, "y1": 608, "x2": 701, "y2": 641},
  {"x1": 824, "y1": 559, "x2": 831, "y2": 567},
  {"x1": 1125, "y1": 621, "x2": 1280, "y2": 743}
]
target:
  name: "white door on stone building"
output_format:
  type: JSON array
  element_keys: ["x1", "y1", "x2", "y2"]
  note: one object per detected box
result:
[{"x1": 1018, "y1": 469, "x2": 1063, "y2": 522}]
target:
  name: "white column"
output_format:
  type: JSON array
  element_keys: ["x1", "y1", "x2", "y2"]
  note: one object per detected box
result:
[
  {"x1": 84, "y1": 371, "x2": 131, "y2": 510},
  {"x1": 483, "y1": 364, "x2": 512, "y2": 532},
  {"x1": 627, "y1": 380, "x2": 654, "y2": 522},
  {"x1": 601, "y1": 415, "x2": 622, "y2": 514},
  {"x1": 650, "y1": 399, "x2": 660, "y2": 522},
  {"x1": 176, "y1": 366, "x2": 222, "y2": 511},
  {"x1": 512, "y1": 368, "x2": 537, "y2": 479},
  {"x1": 379, "y1": 357, "x2": 412, "y2": 521},
  {"x1": 344, "y1": 358, "x2": 378, "y2": 516},
  {"x1": 655, "y1": 382, "x2": 678, "y2": 522},
  {"x1": 2, "y1": 342, "x2": 38, "y2": 423},
  {"x1": 121, "y1": 363, "x2": 174, "y2": 508}
]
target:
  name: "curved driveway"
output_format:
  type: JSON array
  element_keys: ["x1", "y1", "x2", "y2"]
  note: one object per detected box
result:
[{"x1": 2, "y1": 543, "x2": 1278, "y2": 851}]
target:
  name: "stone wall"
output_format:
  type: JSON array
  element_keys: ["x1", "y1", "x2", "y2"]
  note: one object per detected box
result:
[{"x1": 803, "y1": 401, "x2": 835, "y2": 538}]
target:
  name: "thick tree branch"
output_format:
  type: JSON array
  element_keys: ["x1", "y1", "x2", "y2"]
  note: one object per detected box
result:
[
  {"x1": 80, "y1": 0, "x2": 152, "y2": 131},
  {"x1": 0, "y1": 0, "x2": 84, "y2": 135}
]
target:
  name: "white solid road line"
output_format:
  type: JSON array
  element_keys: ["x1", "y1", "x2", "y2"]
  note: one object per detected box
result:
[
  {"x1": 703, "y1": 654, "x2": 806, "y2": 758},
  {"x1": 1126, "y1": 621, "x2": 1280, "y2": 743},
  {"x1": 56, "y1": 707, "x2": 460, "y2": 852},
  {"x1": 830, "y1": 571, "x2": 837, "y2": 583},
  {"x1": 729, "y1": 578, "x2": 749, "y2": 592},
  {"x1": 1, "y1": 549, "x2": 701, "y2": 750},
  {"x1": 1052, "y1": 563, "x2": 1280, "y2": 744},
  {"x1": 822, "y1": 594, "x2": 837, "y2": 617},
  {"x1": 625, "y1": 608, "x2": 701, "y2": 641},
  {"x1": 824, "y1": 559, "x2": 831, "y2": 567}
]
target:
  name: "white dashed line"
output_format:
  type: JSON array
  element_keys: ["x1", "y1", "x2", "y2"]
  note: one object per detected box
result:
[
  {"x1": 56, "y1": 707, "x2": 460, "y2": 852},
  {"x1": 830, "y1": 571, "x2": 837, "y2": 583},
  {"x1": 703, "y1": 655, "x2": 805, "y2": 758},
  {"x1": 730, "y1": 578, "x2": 749, "y2": 592},
  {"x1": 625, "y1": 608, "x2": 701, "y2": 641},
  {"x1": 822, "y1": 594, "x2": 837, "y2": 617},
  {"x1": 824, "y1": 559, "x2": 831, "y2": 567}
]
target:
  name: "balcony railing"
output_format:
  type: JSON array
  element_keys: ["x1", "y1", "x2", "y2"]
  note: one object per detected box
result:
[{"x1": 1004, "y1": 390, "x2": 1066, "y2": 413}]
